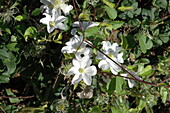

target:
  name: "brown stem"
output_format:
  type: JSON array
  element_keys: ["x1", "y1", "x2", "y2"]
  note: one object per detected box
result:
[
  {"x1": 0, "y1": 106, "x2": 6, "y2": 113},
  {"x1": 0, "y1": 95, "x2": 34, "y2": 99}
]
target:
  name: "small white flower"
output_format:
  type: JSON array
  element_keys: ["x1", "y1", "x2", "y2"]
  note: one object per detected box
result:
[
  {"x1": 75, "y1": 47, "x2": 93, "y2": 61},
  {"x1": 40, "y1": 0, "x2": 73, "y2": 15},
  {"x1": 69, "y1": 59, "x2": 97, "y2": 85},
  {"x1": 121, "y1": 71, "x2": 142, "y2": 88},
  {"x1": 96, "y1": 41, "x2": 124, "y2": 75},
  {"x1": 61, "y1": 35, "x2": 89, "y2": 53},
  {"x1": 71, "y1": 21, "x2": 99, "y2": 35},
  {"x1": 40, "y1": 11, "x2": 66, "y2": 33}
]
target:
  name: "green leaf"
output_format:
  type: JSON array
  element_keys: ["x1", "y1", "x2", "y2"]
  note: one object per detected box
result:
[
  {"x1": 15, "y1": 15, "x2": 28, "y2": 21},
  {"x1": 79, "y1": 13, "x2": 90, "y2": 21},
  {"x1": 24, "y1": 26, "x2": 37, "y2": 41},
  {"x1": 54, "y1": 32, "x2": 63, "y2": 44},
  {"x1": 106, "y1": 78, "x2": 115, "y2": 94},
  {"x1": 0, "y1": 49, "x2": 10, "y2": 59},
  {"x1": 128, "y1": 19, "x2": 141, "y2": 27},
  {"x1": 110, "y1": 21, "x2": 124, "y2": 30},
  {"x1": 3, "y1": 60, "x2": 16, "y2": 75},
  {"x1": 7, "y1": 43, "x2": 20, "y2": 52},
  {"x1": 4, "y1": 28, "x2": 11, "y2": 34},
  {"x1": 154, "y1": 0, "x2": 167, "y2": 8},
  {"x1": 31, "y1": 8, "x2": 41, "y2": 16},
  {"x1": 160, "y1": 87, "x2": 168, "y2": 103},
  {"x1": 121, "y1": 36, "x2": 128, "y2": 49},
  {"x1": 85, "y1": 26, "x2": 99, "y2": 36},
  {"x1": 5, "y1": 89, "x2": 20, "y2": 103},
  {"x1": 159, "y1": 35, "x2": 169, "y2": 43},
  {"x1": 103, "y1": 0, "x2": 115, "y2": 8},
  {"x1": 111, "y1": 107, "x2": 122, "y2": 113},
  {"x1": 138, "y1": 99, "x2": 146, "y2": 110},
  {"x1": 106, "y1": 76, "x2": 124, "y2": 95},
  {"x1": 0, "y1": 75, "x2": 10, "y2": 83},
  {"x1": 137, "y1": 33, "x2": 153, "y2": 53},
  {"x1": 137, "y1": 58, "x2": 150, "y2": 64},
  {"x1": 104, "y1": 6, "x2": 117, "y2": 20},
  {"x1": 118, "y1": 6, "x2": 134, "y2": 11},
  {"x1": 138, "y1": 65, "x2": 154, "y2": 76},
  {"x1": 115, "y1": 76, "x2": 124, "y2": 94}
]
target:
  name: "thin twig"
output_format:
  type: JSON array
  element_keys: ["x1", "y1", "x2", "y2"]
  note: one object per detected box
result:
[
  {"x1": 0, "y1": 106, "x2": 6, "y2": 113},
  {"x1": 0, "y1": 95, "x2": 34, "y2": 99},
  {"x1": 52, "y1": 73, "x2": 59, "y2": 89}
]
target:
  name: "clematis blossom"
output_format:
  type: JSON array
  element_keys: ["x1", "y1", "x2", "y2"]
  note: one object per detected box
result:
[
  {"x1": 40, "y1": 11, "x2": 66, "y2": 33},
  {"x1": 69, "y1": 59, "x2": 97, "y2": 85},
  {"x1": 40, "y1": 0, "x2": 73, "y2": 15},
  {"x1": 61, "y1": 35, "x2": 91, "y2": 54},
  {"x1": 75, "y1": 47, "x2": 93, "y2": 61},
  {"x1": 71, "y1": 21, "x2": 100, "y2": 35},
  {"x1": 96, "y1": 41, "x2": 124, "y2": 75}
]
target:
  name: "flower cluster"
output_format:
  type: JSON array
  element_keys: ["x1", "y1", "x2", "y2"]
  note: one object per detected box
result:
[
  {"x1": 40, "y1": 0, "x2": 73, "y2": 33},
  {"x1": 61, "y1": 30, "x2": 97, "y2": 85},
  {"x1": 39, "y1": 0, "x2": 140, "y2": 88}
]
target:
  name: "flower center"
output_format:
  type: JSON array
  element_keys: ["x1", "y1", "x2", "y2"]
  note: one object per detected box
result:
[
  {"x1": 50, "y1": 21, "x2": 55, "y2": 27},
  {"x1": 79, "y1": 68, "x2": 85, "y2": 73},
  {"x1": 52, "y1": 0, "x2": 63, "y2": 9},
  {"x1": 108, "y1": 53, "x2": 114, "y2": 59}
]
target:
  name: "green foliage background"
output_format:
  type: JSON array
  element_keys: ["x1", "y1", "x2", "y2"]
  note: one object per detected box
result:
[{"x1": 0, "y1": 0, "x2": 169, "y2": 112}]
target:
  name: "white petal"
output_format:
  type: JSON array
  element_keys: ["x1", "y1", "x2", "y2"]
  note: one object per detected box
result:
[
  {"x1": 82, "y1": 74, "x2": 92, "y2": 85},
  {"x1": 46, "y1": 24, "x2": 54, "y2": 33},
  {"x1": 72, "y1": 21, "x2": 79, "y2": 27},
  {"x1": 72, "y1": 59, "x2": 80, "y2": 68},
  {"x1": 98, "y1": 60, "x2": 109, "y2": 70},
  {"x1": 61, "y1": 46, "x2": 72, "y2": 53},
  {"x1": 80, "y1": 58, "x2": 89, "y2": 68},
  {"x1": 71, "y1": 28, "x2": 77, "y2": 35},
  {"x1": 109, "y1": 61, "x2": 121, "y2": 75},
  {"x1": 117, "y1": 52, "x2": 124, "y2": 63},
  {"x1": 56, "y1": 23, "x2": 66, "y2": 30},
  {"x1": 40, "y1": 13, "x2": 51, "y2": 25},
  {"x1": 110, "y1": 66, "x2": 118, "y2": 75},
  {"x1": 86, "y1": 22, "x2": 99, "y2": 29},
  {"x1": 128, "y1": 79, "x2": 135, "y2": 88},
  {"x1": 85, "y1": 66, "x2": 97, "y2": 76},
  {"x1": 102, "y1": 41, "x2": 111, "y2": 51},
  {"x1": 72, "y1": 74, "x2": 82, "y2": 85},
  {"x1": 40, "y1": 0, "x2": 50, "y2": 4},
  {"x1": 68, "y1": 67, "x2": 78, "y2": 75},
  {"x1": 111, "y1": 43, "x2": 119, "y2": 52},
  {"x1": 61, "y1": 4, "x2": 73, "y2": 15},
  {"x1": 56, "y1": 16, "x2": 66, "y2": 23},
  {"x1": 96, "y1": 51, "x2": 105, "y2": 60},
  {"x1": 120, "y1": 73, "x2": 128, "y2": 80},
  {"x1": 75, "y1": 47, "x2": 92, "y2": 61}
]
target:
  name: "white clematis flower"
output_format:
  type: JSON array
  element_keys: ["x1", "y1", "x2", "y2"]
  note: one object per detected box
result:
[
  {"x1": 75, "y1": 47, "x2": 93, "y2": 61},
  {"x1": 61, "y1": 35, "x2": 90, "y2": 54},
  {"x1": 121, "y1": 71, "x2": 141, "y2": 88},
  {"x1": 40, "y1": 0, "x2": 73, "y2": 15},
  {"x1": 96, "y1": 41, "x2": 124, "y2": 75},
  {"x1": 69, "y1": 59, "x2": 97, "y2": 85},
  {"x1": 40, "y1": 11, "x2": 66, "y2": 33},
  {"x1": 71, "y1": 21, "x2": 100, "y2": 35}
]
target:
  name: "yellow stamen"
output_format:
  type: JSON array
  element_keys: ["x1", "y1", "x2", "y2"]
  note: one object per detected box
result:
[
  {"x1": 108, "y1": 53, "x2": 114, "y2": 59},
  {"x1": 79, "y1": 68, "x2": 85, "y2": 73},
  {"x1": 50, "y1": 21, "x2": 55, "y2": 27}
]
